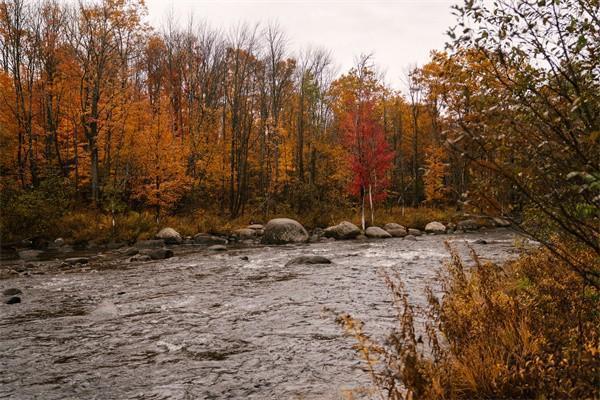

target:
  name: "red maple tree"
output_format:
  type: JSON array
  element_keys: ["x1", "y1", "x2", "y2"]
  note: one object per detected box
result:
[{"x1": 342, "y1": 100, "x2": 394, "y2": 229}]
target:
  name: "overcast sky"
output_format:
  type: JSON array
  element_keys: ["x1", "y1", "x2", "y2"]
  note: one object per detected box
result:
[{"x1": 144, "y1": 0, "x2": 458, "y2": 89}]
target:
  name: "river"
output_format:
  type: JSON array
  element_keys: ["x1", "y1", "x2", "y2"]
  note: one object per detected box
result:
[{"x1": 0, "y1": 228, "x2": 524, "y2": 399}]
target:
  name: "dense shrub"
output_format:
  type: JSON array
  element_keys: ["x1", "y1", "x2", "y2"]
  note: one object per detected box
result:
[{"x1": 338, "y1": 245, "x2": 599, "y2": 399}]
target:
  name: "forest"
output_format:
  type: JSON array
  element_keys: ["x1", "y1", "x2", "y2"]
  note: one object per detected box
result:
[
  {"x1": 0, "y1": 0, "x2": 598, "y2": 398},
  {"x1": 0, "y1": 0, "x2": 533, "y2": 240}
]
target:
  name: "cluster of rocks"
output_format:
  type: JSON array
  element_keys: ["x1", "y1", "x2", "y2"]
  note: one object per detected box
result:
[{"x1": 9, "y1": 216, "x2": 512, "y2": 264}]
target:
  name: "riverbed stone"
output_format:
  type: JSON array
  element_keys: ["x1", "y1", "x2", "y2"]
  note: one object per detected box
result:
[
  {"x1": 208, "y1": 245, "x2": 227, "y2": 251},
  {"x1": 140, "y1": 248, "x2": 173, "y2": 260},
  {"x1": 5, "y1": 296, "x2": 21, "y2": 304},
  {"x1": 383, "y1": 223, "x2": 408, "y2": 237},
  {"x1": 408, "y1": 228, "x2": 422, "y2": 236},
  {"x1": 425, "y1": 221, "x2": 446, "y2": 234},
  {"x1": 248, "y1": 224, "x2": 264, "y2": 230},
  {"x1": 129, "y1": 254, "x2": 152, "y2": 262},
  {"x1": 457, "y1": 219, "x2": 479, "y2": 231},
  {"x1": 365, "y1": 226, "x2": 392, "y2": 239},
  {"x1": 122, "y1": 247, "x2": 139, "y2": 256},
  {"x1": 285, "y1": 255, "x2": 332, "y2": 266},
  {"x1": 156, "y1": 227, "x2": 182, "y2": 244},
  {"x1": 64, "y1": 257, "x2": 89, "y2": 265},
  {"x1": 404, "y1": 234, "x2": 417, "y2": 241},
  {"x1": 262, "y1": 218, "x2": 309, "y2": 244},
  {"x1": 2, "y1": 288, "x2": 22, "y2": 296},
  {"x1": 323, "y1": 221, "x2": 361, "y2": 240},
  {"x1": 54, "y1": 238, "x2": 65, "y2": 246}
]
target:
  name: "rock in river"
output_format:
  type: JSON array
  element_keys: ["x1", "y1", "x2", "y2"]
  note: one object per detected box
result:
[
  {"x1": 383, "y1": 223, "x2": 407, "y2": 237},
  {"x1": 323, "y1": 221, "x2": 361, "y2": 240},
  {"x1": 155, "y1": 227, "x2": 182, "y2": 244},
  {"x1": 3, "y1": 288, "x2": 22, "y2": 296},
  {"x1": 425, "y1": 221, "x2": 446, "y2": 234},
  {"x1": 285, "y1": 255, "x2": 332, "y2": 266},
  {"x1": 64, "y1": 257, "x2": 89, "y2": 265},
  {"x1": 365, "y1": 227, "x2": 392, "y2": 239},
  {"x1": 5, "y1": 296, "x2": 21, "y2": 304},
  {"x1": 208, "y1": 245, "x2": 227, "y2": 251},
  {"x1": 262, "y1": 218, "x2": 309, "y2": 245},
  {"x1": 140, "y1": 248, "x2": 173, "y2": 260},
  {"x1": 193, "y1": 234, "x2": 228, "y2": 245},
  {"x1": 129, "y1": 254, "x2": 152, "y2": 262}
]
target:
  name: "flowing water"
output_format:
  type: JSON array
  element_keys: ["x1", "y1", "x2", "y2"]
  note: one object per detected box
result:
[{"x1": 0, "y1": 229, "x2": 524, "y2": 399}]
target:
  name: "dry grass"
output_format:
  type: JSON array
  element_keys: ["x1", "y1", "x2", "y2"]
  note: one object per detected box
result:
[
  {"x1": 1, "y1": 205, "x2": 458, "y2": 244},
  {"x1": 338, "y1": 244, "x2": 600, "y2": 399}
]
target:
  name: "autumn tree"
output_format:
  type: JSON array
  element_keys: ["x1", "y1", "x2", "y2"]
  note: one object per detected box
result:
[
  {"x1": 342, "y1": 100, "x2": 393, "y2": 229},
  {"x1": 449, "y1": 0, "x2": 600, "y2": 285}
]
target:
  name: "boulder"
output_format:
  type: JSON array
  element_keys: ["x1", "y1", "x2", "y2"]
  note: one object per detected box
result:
[
  {"x1": 408, "y1": 228, "x2": 422, "y2": 236},
  {"x1": 3, "y1": 288, "x2": 22, "y2": 296},
  {"x1": 493, "y1": 217, "x2": 511, "y2": 227},
  {"x1": 262, "y1": 218, "x2": 309, "y2": 245},
  {"x1": 383, "y1": 223, "x2": 408, "y2": 237},
  {"x1": 474, "y1": 239, "x2": 488, "y2": 245},
  {"x1": 135, "y1": 239, "x2": 165, "y2": 249},
  {"x1": 425, "y1": 221, "x2": 446, "y2": 234},
  {"x1": 140, "y1": 248, "x2": 173, "y2": 260},
  {"x1": 323, "y1": 221, "x2": 361, "y2": 240},
  {"x1": 457, "y1": 219, "x2": 479, "y2": 231},
  {"x1": 285, "y1": 255, "x2": 332, "y2": 266},
  {"x1": 404, "y1": 235, "x2": 417, "y2": 241},
  {"x1": 64, "y1": 257, "x2": 89, "y2": 265},
  {"x1": 233, "y1": 228, "x2": 256, "y2": 240},
  {"x1": 155, "y1": 227, "x2": 182, "y2": 244},
  {"x1": 18, "y1": 249, "x2": 42, "y2": 261},
  {"x1": 365, "y1": 226, "x2": 392, "y2": 239},
  {"x1": 208, "y1": 245, "x2": 227, "y2": 251},
  {"x1": 193, "y1": 234, "x2": 228, "y2": 245},
  {"x1": 248, "y1": 224, "x2": 264, "y2": 230},
  {"x1": 54, "y1": 238, "x2": 65, "y2": 246}
]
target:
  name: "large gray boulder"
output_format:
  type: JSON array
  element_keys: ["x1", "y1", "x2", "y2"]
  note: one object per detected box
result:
[
  {"x1": 262, "y1": 218, "x2": 309, "y2": 244},
  {"x1": 408, "y1": 228, "x2": 422, "y2": 236},
  {"x1": 425, "y1": 221, "x2": 446, "y2": 234},
  {"x1": 323, "y1": 221, "x2": 361, "y2": 240},
  {"x1": 383, "y1": 223, "x2": 408, "y2": 237},
  {"x1": 155, "y1": 227, "x2": 182, "y2": 244},
  {"x1": 365, "y1": 226, "x2": 392, "y2": 239}
]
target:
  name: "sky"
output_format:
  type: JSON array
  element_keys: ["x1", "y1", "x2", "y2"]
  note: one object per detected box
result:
[{"x1": 143, "y1": 0, "x2": 458, "y2": 89}]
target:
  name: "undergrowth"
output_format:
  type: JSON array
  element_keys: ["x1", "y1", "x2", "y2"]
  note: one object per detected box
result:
[{"x1": 337, "y1": 244, "x2": 600, "y2": 399}]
